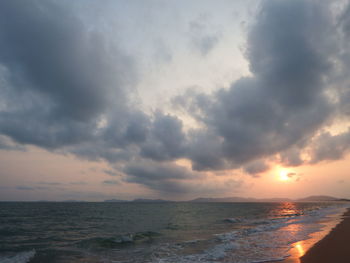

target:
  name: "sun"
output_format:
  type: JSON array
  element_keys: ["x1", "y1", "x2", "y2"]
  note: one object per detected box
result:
[{"x1": 279, "y1": 170, "x2": 291, "y2": 182}]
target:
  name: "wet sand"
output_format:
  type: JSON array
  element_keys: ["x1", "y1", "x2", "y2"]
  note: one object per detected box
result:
[
  {"x1": 269, "y1": 206, "x2": 348, "y2": 263},
  {"x1": 300, "y1": 208, "x2": 350, "y2": 263}
]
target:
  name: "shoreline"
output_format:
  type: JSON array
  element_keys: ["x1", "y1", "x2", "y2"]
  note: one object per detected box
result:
[
  {"x1": 271, "y1": 205, "x2": 349, "y2": 263},
  {"x1": 300, "y1": 208, "x2": 350, "y2": 263}
]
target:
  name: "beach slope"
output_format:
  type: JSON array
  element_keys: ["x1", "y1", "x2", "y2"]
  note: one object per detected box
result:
[{"x1": 301, "y1": 209, "x2": 350, "y2": 263}]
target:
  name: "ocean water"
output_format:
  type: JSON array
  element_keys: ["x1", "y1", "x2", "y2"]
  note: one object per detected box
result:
[{"x1": 0, "y1": 202, "x2": 348, "y2": 263}]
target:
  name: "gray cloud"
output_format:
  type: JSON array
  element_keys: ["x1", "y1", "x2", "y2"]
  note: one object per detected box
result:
[
  {"x1": 16, "y1": 186, "x2": 35, "y2": 191},
  {"x1": 102, "y1": 180, "x2": 121, "y2": 185},
  {"x1": 179, "y1": 0, "x2": 339, "y2": 171},
  {"x1": 103, "y1": 169, "x2": 120, "y2": 177},
  {"x1": 16, "y1": 185, "x2": 52, "y2": 191},
  {"x1": 70, "y1": 181, "x2": 88, "y2": 186},
  {"x1": 1, "y1": 0, "x2": 350, "y2": 197},
  {"x1": 186, "y1": 130, "x2": 228, "y2": 171},
  {"x1": 188, "y1": 15, "x2": 221, "y2": 56},
  {"x1": 123, "y1": 159, "x2": 243, "y2": 196},
  {"x1": 279, "y1": 147, "x2": 304, "y2": 167},
  {"x1": 0, "y1": 0, "x2": 136, "y2": 149},
  {"x1": 124, "y1": 161, "x2": 199, "y2": 181},
  {"x1": 243, "y1": 160, "x2": 270, "y2": 176},
  {"x1": 124, "y1": 161, "x2": 201, "y2": 193},
  {"x1": 140, "y1": 112, "x2": 187, "y2": 161},
  {"x1": 0, "y1": 135, "x2": 25, "y2": 151},
  {"x1": 310, "y1": 129, "x2": 350, "y2": 163},
  {"x1": 37, "y1": 182, "x2": 62, "y2": 186},
  {"x1": 287, "y1": 172, "x2": 303, "y2": 182},
  {"x1": 287, "y1": 172, "x2": 296, "y2": 178}
]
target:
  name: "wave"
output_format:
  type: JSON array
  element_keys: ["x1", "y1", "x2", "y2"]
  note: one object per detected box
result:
[
  {"x1": 78, "y1": 231, "x2": 161, "y2": 249},
  {"x1": 223, "y1": 218, "x2": 241, "y2": 223},
  {"x1": 154, "y1": 204, "x2": 350, "y2": 263},
  {"x1": 0, "y1": 250, "x2": 36, "y2": 263}
]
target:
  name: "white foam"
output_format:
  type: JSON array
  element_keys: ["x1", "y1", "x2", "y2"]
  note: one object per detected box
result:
[
  {"x1": 224, "y1": 218, "x2": 241, "y2": 223},
  {"x1": 0, "y1": 250, "x2": 36, "y2": 263},
  {"x1": 154, "y1": 203, "x2": 350, "y2": 263},
  {"x1": 114, "y1": 234, "x2": 133, "y2": 243}
]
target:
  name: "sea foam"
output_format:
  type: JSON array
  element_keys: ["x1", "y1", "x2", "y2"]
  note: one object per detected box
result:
[
  {"x1": 0, "y1": 250, "x2": 36, "y2": 263},
  {"x1": 155, "y1": 204, "x2": 349, "y2": 263}
]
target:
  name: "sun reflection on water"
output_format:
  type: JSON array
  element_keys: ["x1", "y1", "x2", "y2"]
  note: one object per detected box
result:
[
  {"x1": 275, "y1": 203, "x2": 307, "y2": 261},
  {"x1": 295, "y1": 242, "x2": 305, "y2": 257},
  {"x1": 272, "y1": 202, "x2": 300, "y2": 218}
]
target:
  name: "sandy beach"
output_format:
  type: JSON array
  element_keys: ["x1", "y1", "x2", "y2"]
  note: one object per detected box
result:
[{"x1": 300, "y1": 208, "x2": 350, "y2": 263}]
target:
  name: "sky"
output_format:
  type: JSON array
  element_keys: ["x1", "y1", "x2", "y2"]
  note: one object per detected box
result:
[{"x1": 0, "y1": 0, "x2": 350, "y2": 201}]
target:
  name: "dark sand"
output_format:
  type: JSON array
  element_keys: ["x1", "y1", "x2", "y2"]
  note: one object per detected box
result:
[{"x1": 300, "y1": 208, "x2": 350, "y2": 263}]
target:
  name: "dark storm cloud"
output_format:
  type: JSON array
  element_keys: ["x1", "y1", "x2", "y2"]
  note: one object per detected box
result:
[
  {"x1": 2, "y1": 0, "x2": 350, "y2": 196},
  {"x1": 310, "y1": 129, "x2": 350, "y2": 163},
  {"x1": 0, "y1": 0, "x2": 135, "y2": 148},
  {"x1": 140, "y1": 112, "x2": 187, "y2": 161},
  {"x1": 0, "y1": 135, "x2": 25, "y2": 151},
  {"x1": 103, "y1": 111, "x2": 151, "y2": 148},
  {"x1": 65, "y1": 111, "x2": 186, "y2": 164},
  {"x1": 243, "y1": 160, "x2": 270, "y2": 176},
  {"x1": 124, "y1": 161, "x2": 199, "y2": 182},
  {"x1": 279, "y1": 147, "x2": 304, "y2": 167},
  {"x1": 123, "y1": 160, "x2": 243, "y2": 195},
  {"x1": 186, "y1": 130, "x2": 228, "y2": 171},
  {"x1": 333, "y1": 4, "x2": 350, "y2": 119},
  {"x1": 180, "y1": 0, "x2": 338, "y2": 170},
  {"x1": 123, "y1": 161, "x2": 201, "y2": 193}
]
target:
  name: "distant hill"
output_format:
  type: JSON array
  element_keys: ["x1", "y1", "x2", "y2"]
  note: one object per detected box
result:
[
  {"x1": 190, "y1": 197, "x2": 257, "y2": 202},
  {"x1": 338, "y1": 198, "x2": 350, "y2": 202},
  {"x1": 296, "y1": 195, "x2": 340, "y2": 202},
  {"x1": 104, "y1": 199, "x2": 129, "y2": 202},
  {"x1": 260, "y1": 197, "x2": 293, "y2": 202},
  {"x1": 103, "y1": 198, "x2": 170, "y2": 203},
  {"x1": 61, "y1": 200, "x2": 85, "y2": 202},
  {"x1": 131, "y1": 198, "x2": 170, "y2": 203},
  {"x1": 102, "y1": 195, "x2": 344, "y2": 203},
  {"x1": 190, "y1": 197, "x2": 292, "y2": 203}
]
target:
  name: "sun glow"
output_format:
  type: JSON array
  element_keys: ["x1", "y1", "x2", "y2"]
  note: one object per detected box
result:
[{"x1": 279, "y1": 170, "x2": 291, "y2": 182}]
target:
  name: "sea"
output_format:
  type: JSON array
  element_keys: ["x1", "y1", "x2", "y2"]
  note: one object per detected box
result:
[{"x1": 0, "y1": 201, "x2": 348, "y2": 263}]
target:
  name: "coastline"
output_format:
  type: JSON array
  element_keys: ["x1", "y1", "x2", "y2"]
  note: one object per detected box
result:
[
  {"x1": 300, "y1": 208, "x2": 350, "y2": 263},
  {"x1": 271, "y1": 205, "x2": 349, "y2": 263}
]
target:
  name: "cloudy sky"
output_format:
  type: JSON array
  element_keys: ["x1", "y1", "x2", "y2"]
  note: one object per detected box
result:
[{"x1": 1, "y1": 0, "x2": 350, "y2": 201}]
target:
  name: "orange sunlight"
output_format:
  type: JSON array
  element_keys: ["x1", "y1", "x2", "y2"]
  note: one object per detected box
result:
[
  {"x1": 295, "y1": 242, "x2": 305, "y2": 257},
  {"x1": 279, "y1": 169, "x2": 291, "y2": 182}
]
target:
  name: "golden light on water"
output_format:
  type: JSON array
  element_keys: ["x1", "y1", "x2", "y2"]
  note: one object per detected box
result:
[
  {"x1": 295, "y1": 242, "x2": 305, "y2": 257},
  {"x1": 282, "y1": 220, "x2": 307, "y2": 258}
]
